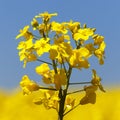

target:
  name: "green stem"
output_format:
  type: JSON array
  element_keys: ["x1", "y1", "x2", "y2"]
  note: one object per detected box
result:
[
  {"x1": 61, "y1": 56, "x2": 68, "y2": 76},
  {"x1": 37, "y1": 59, "x2": 52, "y2": 65},
  {"x1": 69, "y1": 82, "x2": 91, "y2": 85},
  {"x1": 67, "y1": 66, "x2": 72, "y2": 89},
  {"x1": 62, "y1": 61, "x2": 68, "y2": 76},
  {"x1": 58, "y1": 89, "x2": 65, "y2": 120},
  {"x1": 67, "y1": 89, "x2": 84, "y2": 95},
  {"x1": 52, "y1": 60, "x2": 65, "y2": 120},
  {"x1": 39, "y1": 86, "x2": 57, "y2": 91},
  {"x1": 52, "y1": 60, "x2": 58, "y2": 73},
  {"x1": 58, "y1": 66, "x2": 72, "y2": 120}
]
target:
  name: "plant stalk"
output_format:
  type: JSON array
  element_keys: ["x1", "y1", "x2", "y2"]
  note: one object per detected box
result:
[{"x1": 58, "y1": 66, "x2": 72, "y2": 120}]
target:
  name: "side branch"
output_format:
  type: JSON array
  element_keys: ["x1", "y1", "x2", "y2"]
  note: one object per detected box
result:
[
  {"x1": 67, "y1": 89, "x2": 84, "y2": 95},
  {"x1": 69, "y1": 82, "x2": 91, "y2": 85},
  {"x1": 37, "y1": 59, "x2": 53, "y2": 65},
  {"x1": 39, "y1": 86, "x2": 57, "y2": 91}
]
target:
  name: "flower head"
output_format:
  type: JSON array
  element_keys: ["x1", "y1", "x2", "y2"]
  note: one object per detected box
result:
[
  {"x1": 20, "y1": 75, "x2": 39, "y2": 95},
  {"x1": 51, "y1": 21, "x2": 68, "y2": 34},
  {"x1": 16, "y1": 25, "x2": 33, "y2": 40},
  {"x1": 17, "y1": 39, "x2": 36, "y2": 67},
  {"x1": 74, "y1": 28, "x2": 94, "y2": 41},
  {"x1": 91, "y1": 69, "x2": 105, "y2": 92},
  {"x1": 94, "y1": 41, "x2": 106, "y2": 65},
  {"x1": 66, "y1": 20, "x2": 80, "y2": 33},
  {"x1": 31, "y1": 18, "x2": 39, "y2": 30},
  {"x1": 93, "y1": 34, "x2": 104, "y2": 46},
  {"x1": 35, "y1": 11, "x2": 57, "y2": 23},
  {"x1": 35, "y1": 63, "x2": 50, "y2": 76},
  {"x1": 34, "y1": 38, "x2": 50, "y2": 56},
  {"x1": 65, "y1": 96, "x2": 75, "y2": 110},
  {"x1": 80, "y1": 85, "x2": 98, "y2": 105}
]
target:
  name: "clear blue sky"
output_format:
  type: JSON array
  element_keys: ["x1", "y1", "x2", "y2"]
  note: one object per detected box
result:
[{"x1": 0, "y1": 0, "x2": 120, "y2": 89}]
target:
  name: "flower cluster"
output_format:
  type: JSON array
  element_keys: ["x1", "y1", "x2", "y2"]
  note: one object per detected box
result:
[
  {"x1": 16, "y1": 12, "x2": 106, "y2": 119},
  {"x1": 16, "y1": 12, "x2": 105, "y2": 68}
]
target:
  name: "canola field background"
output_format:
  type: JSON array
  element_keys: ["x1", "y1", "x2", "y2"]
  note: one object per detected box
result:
[{"x1": 0, "y1": 87, "x2": 120, "y2": 120}]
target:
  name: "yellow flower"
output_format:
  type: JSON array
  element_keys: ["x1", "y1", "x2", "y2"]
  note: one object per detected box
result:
[
  {"x1": 91, "y1": 69, "x2": 105, "y2": 92},
  {"x1": 49, "y1": 46, "x2": 58, "y2": 60},
  {"x1": 69, "y1": 47, "x2": 90, "y2": 69},
  {"x1": 66, "y1": 20, "x2": 80, "y2": 33},
  {"x1": 77, "y1": 59, "x2": 90, "y2": 69},
  {"x1": 26, "y1": 53, "x2": 37, "y2": 62},
  {"x1": 49, "y1": 42, "x2": 72, "y2": 63},
  {"x1": 20, "y1": 75, "x2": 40, "y2": 95},
  {"x1": 31, "y1": 18, "x2": 39, "y2": 30},
  {"x1": 51, "y1": 21, "x2": 68, "y2": 34},
  {"x1": 35, "y1": 63, "x2": 50, "y2": 76},
  {"x1": 39, "y1": 23, "x2": 51, "y2": 34},
  {"x1": 74, "y1": 28, "x2": 94, "y2": 41},
  {"x1": 36, "y1": 64, "x2": 54, "y2": 84},
  {"x1": 18, "y1": 49, "x2": 37, "y2": 68},
  {"x1": 16, "y1": 25, "x2": 33, "y2": 40},
  {"x1": 94, "y1": 41, "x2": 106, "y2": 64},
  {"x1": 42, "y1": 76, "x2": 52, "y2": 84},
  {"x1": 80, "y1": 85, "x2": 98, "y2": 105},
  {"x1": 54, "y1": 35, "x2": 70, "y2": 44},
  {"x1": 35, "y1": 11, "x2": 57, "y2": 23},
  {"x1": 45, "y1": 90, "x2": 59, "y2": 109},
  {"x1": 93, "y1": 34, "x2": 104, "y2": 45},
  {"x1": 17, "y1": 39, "x2": 36, "y2": 67},
  {"x1": 54, "y1": 69, "x2": 67, "y2": 90},
  {"x1": 68, "y1": 49, "x2": 78, "y2": 67},
  {"x1": 42, "y1": 70, "x2": 55, "y2": 84},
  {"x1": 33, "y1": 90, "x2": 59, "y2": 110},
  {"x1": 85, "y1": 43, "x2": 95, "y2": 54},
  {"x1": 17, "y1": 38, "x2": 33, "y2": 50},
  {"x1": 91, "y1": 69, "x2": 101, "y2": 86},
  {"x1": 34, "y1": 38, "x2": 50, "y2": 56},
  {"x1": 65, "y1": 96, "x2": 75, "y2": 109},
  {"x1": 78, "y1": 47, "x2": 90, "y2": 58},
  {"x1": 58, "y1": 42, "x2": 72, "y2": 58}
]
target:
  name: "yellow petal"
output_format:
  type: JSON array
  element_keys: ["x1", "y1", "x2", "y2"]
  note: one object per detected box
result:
[
  {"x1": 35, "y1": 63, "x2": 50, "y2": 76},
  {"x1": 80, "y1": 92, "x2": 96, "y2": 105}
]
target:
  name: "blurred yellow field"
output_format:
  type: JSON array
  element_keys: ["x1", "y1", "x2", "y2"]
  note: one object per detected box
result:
[{"x1": 0, "y1": 88, "x2": 120, "y2": 120}]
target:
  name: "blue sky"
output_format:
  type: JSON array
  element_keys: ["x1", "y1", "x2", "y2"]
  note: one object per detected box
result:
[{"x1": 0, "y1": 0, "x2": 120, "y2": 89}]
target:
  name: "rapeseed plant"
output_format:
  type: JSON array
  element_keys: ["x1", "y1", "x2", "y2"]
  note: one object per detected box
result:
[{"x1": 16, "y1": 11, "x2": 106, "y2": 120}]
